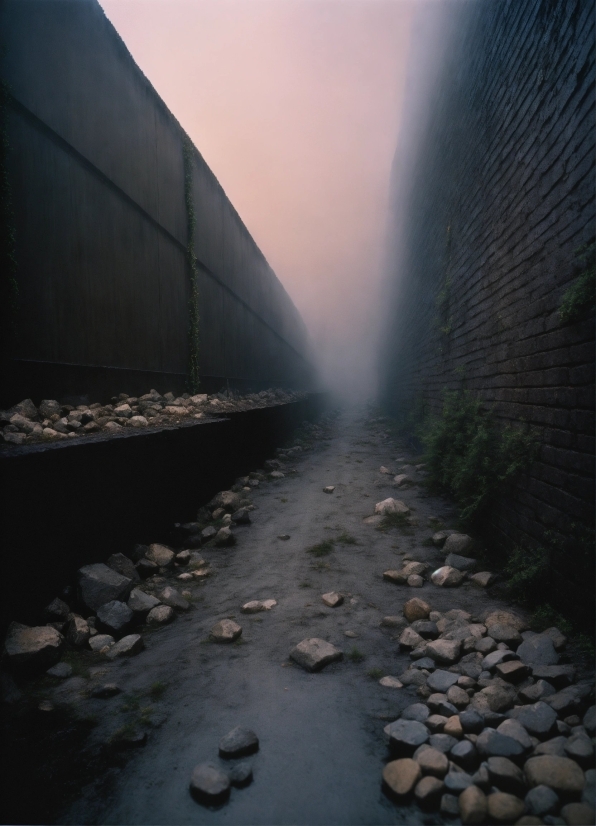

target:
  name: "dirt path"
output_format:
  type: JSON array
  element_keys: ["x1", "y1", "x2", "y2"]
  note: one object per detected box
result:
[{"x1": 60, "y1": 408, "x2": 536, "y2": 825}]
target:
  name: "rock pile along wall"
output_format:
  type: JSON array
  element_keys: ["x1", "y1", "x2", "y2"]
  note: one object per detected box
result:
[
  {"x1": 0, "y1": 0, "x2": 315, "y2": 404},
  {"x1": 381, "y1": 0, "x2": 594, "y2": 615}
]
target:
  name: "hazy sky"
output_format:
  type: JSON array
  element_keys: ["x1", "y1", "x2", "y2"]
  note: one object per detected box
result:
[{"x1": 99, "y1": 0, "x2": 416, "y2": 397}]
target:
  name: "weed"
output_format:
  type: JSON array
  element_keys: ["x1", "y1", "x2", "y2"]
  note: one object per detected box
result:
[
  {"x1": 280, "y1": 498, "x2": 288, "y2": 503},
  {"x1": 307, "y1": 540, "x2": 335, "y2": 557},
  {"x1": 139, "y1": 706, "x2": 154, "y2": 726},
  {"x1": 109, "y1": 721, "x2": 138, "y2": 743},
  {"x1": 559, "y1": 242, "x2": 595, "y2": 323},
  {"x1": 355, "y1": 459, "x2": 363, "y2": 463},
  {"x1": 346, "y1": 647, "x2": 365, "y2": 663},
  {"x1": 299, "y1": 581, "x2": 311, "y2": 588},
  {"x1": 505, "y1": 545, "x2": 551, "y2": 605},
  {"x1": 530, "y1": 604, "x2": 573, "y2": 634},
  {"x1": 367, "y1": 668, "x2": 383, "y2": 679},
  {"x1": 120, "y1": 694, "x2": 141, "y2": 713},
  {"x1": 310, "y1": 560, "x2": 331, "y2": 571},
  {"x1": 148, "y1": 681, "x2": 167, "y2": 701},
  {"x1": 61, "y1": 651, "x2": 92, "y2": 679},
  {"x1": 336, "y1": 531, "x2": 358, "y2": 545}
]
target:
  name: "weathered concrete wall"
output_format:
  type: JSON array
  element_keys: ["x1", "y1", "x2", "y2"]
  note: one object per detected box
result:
[
  {"x1": 381, "y1": 0, "x2": 594, "y2": 610},
  {"x1": 1, "y1": 0, "x2": 314, "y2": 403}
]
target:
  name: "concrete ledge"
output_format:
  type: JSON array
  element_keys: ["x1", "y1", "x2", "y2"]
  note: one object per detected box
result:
[{"x1": 1, "y1": 394, "x2": 326, "y2": 631}]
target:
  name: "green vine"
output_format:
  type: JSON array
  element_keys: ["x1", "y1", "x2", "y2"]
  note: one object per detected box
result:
[
  {"x1": 183, "y1": 136, "x2": 200, "y2": 392},
  {"x1": 1, "y1": 62, "x2": 19, "y2": 366}
]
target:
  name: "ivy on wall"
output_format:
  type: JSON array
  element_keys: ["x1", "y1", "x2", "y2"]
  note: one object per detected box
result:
[{"x1": 183, "y1": 136, "x2": 201, "y2": 393}]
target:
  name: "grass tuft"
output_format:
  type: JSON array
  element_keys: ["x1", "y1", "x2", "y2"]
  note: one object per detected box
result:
[
  {"x1": 307, "y1": 539, "x2": 335, "y2": 557},
  {"x1": 367, "y1": 668, "x2": 383, "y2": 679},
  {"x1": 346, "y1": 647, "x2": 365, "y2": 663}
]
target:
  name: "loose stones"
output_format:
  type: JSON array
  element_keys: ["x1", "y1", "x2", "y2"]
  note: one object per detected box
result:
[
  {"x1": 375, "y1": 498, "x2": 410, "y2": 515},
  {"x1": 290, "y1": 638, "x2": 343, "y2": 672},
  {"x1": 524, "y1": 755, "x2": 585, "y2": 794},
  {"x1": 145, "y1": 544, "x2": 175, "y2": 567},
  {"x1": 77, "y1": 563, "x2": 133, "y2": 612},
  {"x1": 219, "y1": 726, "x2": 259, "y2": 758},
  {"x1": 426, "y1": 639, "x2": 462, "y2": 665},
  {"x1": 96, "y1": 600, "x2": 133, "y2": 633},
  {"x1": 431, "y1": 567, "x2": 465, "y2": 587},
  {"x1": 127, "y1": 588, "x2": 160, "y2": 615},
  {"x1": 379, "y1": 676, "x2": 403, "y2": 689},
  {"x1": 241, "y1": 599, "x2": 277, "y2": 613},
  {"x1": 321, "y1": 592, "x2": 343, "y2": 608},
  {"x1": 427, "y1": 670, "x2": 460, "y2": 693},
  {"x1": 509, "y1": 702, "x2": 557, "y2": 739},
  {"x1": 210, "y1": 620, "x2": 242, "y2": 643},
  {"x1": 146, "y1": 605, "x2": 175, "y2": 626},
  {"x1": 4, "y1": 622, "x2": 65, "y2": 670},
  {"x1": 189, "y1": 763, "x2": 230, "y2": 804},
  {"x1": 158, "y1": 586, "x2": 190, "y2": 611},
  {"x1": 382, "y1": 758, "x2": 421, "y2": 796},
  {"x1": 105, "y1": 634, "x2": 144, "y2": 660},
  {"x1": 459, "y1": 784, "x2": 487, "y2": 824},
  {"x1": 387, "y1": 719, "x2": 429, "y2": 754},
  {"x1": 403, "y1": 598, "x2": 431, "y2": 622}
]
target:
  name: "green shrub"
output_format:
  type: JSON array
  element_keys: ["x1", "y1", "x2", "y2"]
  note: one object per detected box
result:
[{"x1": 421, "y1": 390, "x2": 539, "y2": 525}]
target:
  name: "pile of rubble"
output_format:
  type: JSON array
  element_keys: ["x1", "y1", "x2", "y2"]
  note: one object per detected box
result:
[{"x1": 0, "y1": 387, "x2": 306, "y2": 446}]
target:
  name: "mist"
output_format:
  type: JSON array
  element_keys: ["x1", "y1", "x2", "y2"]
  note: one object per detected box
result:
[{"x1": 98, "y1": 0, "x2": 451, "y2": 401}]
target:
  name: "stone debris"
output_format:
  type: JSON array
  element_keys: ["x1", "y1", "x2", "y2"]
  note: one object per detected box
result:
[
  {"x1": 89, "y1": 634, "x2": 115, "y2": 652},
  {"x1": 127, "y1": 588, "x2": 160, "y2": 615},
  {"x1": 321, "y1": 592, "x2": 343, "y2": 608},
  {"x1": 210, "y1": 619, "x2": 242, "y2": 643},
  {"x1": 65, "y1": 614, "x2": 90, "y2": 646},
  {"x1": 379, "y1": 676, "x2": 403, "y2": 689},
  {"x1": 374, "y1": 498, "x2": 410, "y2": 515},
  {"x1": 468, "y1": 571, "x2": 495, "y2": 588},
  {"x1": 431, "y1": 566, "x2": 465, "y2": 587},
  {"x1": 46, "y1": 662, "x2": 73, "y2": 679},
  {"x1": 105, "y1": 634, "x2": 144, "y2": 659},
  {"x1": 290, "y1": 638, "x2": 343, "y2": 672},
  {"x1": 403, "y1": 598, "x2": 431, "y2": 622},
  {"x1": 218, "y1": 726, "x2": 259, "y2": 758},
  {"x1": 387, "y1": 719, "x2": 429, "y2": 754},
  {"x1": 241, "y1": 599, "x2": 277, "y2": 613},
  {"x1": 146, "y1": 605, "x2": 175, "y2": 626},
  {"x1": 214, "y1": 526, "x2": 236, "y2": 547},
  {"x1": 145, "y1": 544, "x2": 175, "y2": 567},
  {"x1": 158, "y1": 586, "x2": 190, "y2": 611},
  {"x1": 4, "y1": 622, "x2": 65, "y2": 670},
  {"x1": 77, "y1": 563, "x2": 133, "y2": 612},
  {"x1": 443, "y1": 534, "x2": 474, "y2": 555},
  {"x1": 323, "y1": 486, "x2": 335, "y2": 493},
  {"x1": 189, "y1": 763, "x2": 231, "y2": 804},
  {"x1": 382, "y1": 758, "x2": 421, "y2": 796},
  {"x1": 229, "y1": 761, "x2": 253, "y2": 786},
  {"x1": 96, "y1": 600, "x2": 134, "y2": 633}
]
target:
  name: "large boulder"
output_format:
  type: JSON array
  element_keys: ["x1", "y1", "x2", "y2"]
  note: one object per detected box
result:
[
  {"x1": 4, "y1": 622, "x2": 65, "y2": 671},
  {"x1": 77, "y1": 563, "x2": 133, "y2": 612}
]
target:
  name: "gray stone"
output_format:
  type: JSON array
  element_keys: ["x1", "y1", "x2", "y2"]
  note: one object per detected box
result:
[
  {"x1": 428, "y1": 670, "x2": 460, "y2": 693},
  {"x1": 524, "y1": 755, "x2": 585, "y2": 794},
  {"x1": 88, "y1": 634, "x2": 115, "y2": 651},
  {"x1": 496, "y1": 719, "x2": 533, "y2": 751},
  {"x1": 399, "y1": 669, "x2": 429, "y2": 687},
  {"x1": 416, "y1": 746, "x2": 449, "y2": 777},
  {"x1": 4, "y1": 622, "x2": 65, "y2": 670},
  {"x1": 459, "y1": 785, "x2": 487, "y2": 823},
  {"x1": 145, "y1": 543, "x2": 175, "y2": 567},
  {"x1": 560, "y1": 802, "x2": 596, "y2": 825},
  {"x1": 321, "y1": 591, "x2": 343, "y2": 608},
  {"x1": 77, "y1": 563, "x2": 133, "y2": 612},
  {"x1": 411, "y1": 620, "x2": 439, "y2": 639},
  {"x1": 399, "y1": 627, "x2": 425, "y2": 649},
  {"x1": 445, "y1": 553, "x2": 477, "y2": 572},
  {"x1": 39, "y1": 399, "x2": 60, "y2": 418},
  {"x1": 44, "y1": 598, "x2": 70, "y2": 620},
  {"x1": 459, "y1": 710, "x2": 484, "y2": 734},
  {"x1": 447, "y1": 685, "x2": 471, "y2": 709},
  {"x1": 525, "y1": 785, "x2": 560, "y2": 817},
  {"x1": 229, "y1": 761, "x2": 253, "y2": 786},
  {"x1": 430, "y1": 733, "x2": 459, "y2": 753},
  {"x1": 476, "y1": 728, "x2": 525, "y2": 759},
  {"x1": 289, "y1": 638, "x2": 341, "y2": 671},
  {"x1": 211, "y1": 620, "x2": 242, "y2": 643},
  {"x1": 450, "y1": 740, "x2": 478, "y2": 771},
  {"x1": 472, "y1": 764, "x2": 491, "y2": 792},
  {"x1": 90, "y1": 683, "x2": 121, "y2": 698},
  {"x1": 542, "y1": 627, "x2": 567, "y2": 652},
  {"x1": 127, "y1": 588, "x2": 160, "y2": 615},
  {"x1": 381, "y1": 615, "x2": 408, "y2": 630},
  {"x1": 96, "y1": 600, "x2": 134, "y2": 633},
  {"x1": 214, "y1": 526, "x2": 235, "y2": 547},
  {"x1": 411, "y1": 657, "x2": 436, "y2": 671},
  {"x1": 487, "y1": 623, "x2": 523, "y2": 646},
  {"x1": 495, "y1": 660, "x2": 530, "y2": 683},
  {"x1": 487, "y1": 756, "x2": 526, "y2": 795},
  {"x1": 387, "y1": 719, "x2": 429, "y2": 754},
  {"x1": 402, "y1": 703, "x2": 430, "y2": 723},
  {"x1": 481, "y1": 650, "x2": 518, "y2": 672},
  {"x1": 106, "y1": 553, "x2": 140, "y2": 582},
  {"x1": 431, "y1": 566, "x2": 465, "y2": 587},
  {"x1": 428, "y1": 694, "x2": 459, "y2": 717},
  {"x1": 65, "y1": 614, "x2": 90, "y2": 646},
  {"x1": 533, "y1": 736, "x2": 568, "y2": 757},
  {"x1": 201, "y1": 526, "x2": 217, "y2": 542},
  {"x1": 480, "y1": 682, "x2": 517, "y2": 713},
  {"x1": 382, "y1": 758, "x2": 421, "y2": 796},
  {"x1": 444, "y1": 771, "x2": 474, "y2": 793},
  {"x1": 231, "y1": 508, "x2": 251, "y2": 525},
  {"x1": 46, "y1": 662, "x2": 73, "y2": 678},
  {"x1": 469, "y1": 572, "x2": 496, "y2": 588},
  {"x1": 415, "y1": 775, "x2": 445, "y2": 806},
  {"x1": 517, "y1": 635, "x2": 559, "y2": 667},
  {"x1": 583, "y1": 706, "x2": 596, "y2": 734},
  {"x1": 189, "y1": 763, "x2": 230, "y2": 803},
  {"x1": 440, "y1": 792, "x2": 461, "y2": 817},
  {"x1": 530, "y1": 665, "x2": 575, "y2": 688},
  {"x1": 564, "y1": 732, "x2": 594, "y2": 766},
  {"x1": 427, "y1": 639, "x2": 462, "y2": 665},
  {"x1": 219, "y1": 726, "x2": 259, "y2": 758},
  {"x1": 487, "y1": 791, "x2": 525, "y2": 823},
  {"x1": 146, "y1": 605, "x2": 175, "y2": 626},
  {"x1": 104, "y1": 634, "x2": 144, "y2": 660},
  {"x1": 520, "y1": 679, "x2": 556, "y2": 703},
  {"x1": 135, "y1": 559, "x2": 158, "y2": 579},
  {"x1": 509, "y1": 702, "x2": 557, "y2": 740},
  {"x1": 582, "y1": 768, "x2": 595, "y2": 808},
  {"x1": 443, "y1": 534, "x2": 474, "y2": 555},
  {"x1": 158, "y1": 586, "x2": 190, "y2": 611}
]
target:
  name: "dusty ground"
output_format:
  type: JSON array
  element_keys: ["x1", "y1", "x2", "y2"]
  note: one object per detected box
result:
[{"x1": 22, "y1": 408, "x2": 550, "y2": 824}]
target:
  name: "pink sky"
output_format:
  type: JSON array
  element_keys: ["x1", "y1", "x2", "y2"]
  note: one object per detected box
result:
[{"x1": 99, "y1": 0, "x2": 415, "y2": 396}]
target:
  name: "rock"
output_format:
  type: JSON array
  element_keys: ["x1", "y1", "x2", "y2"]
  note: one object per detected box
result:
[
  {"x1": 407, "y1": 574, "x2": 424, "y2": 587},
  {"x1": 496, "y1": 719, "x2": 533, "y2": 751},
  {"x1": 77, "y1": 563, "x2": 133, "y2": 612},
  {"x1": 380, "y1": 676, "x2": 403, "y2": 689},
  {"x1": 517, "y1": 635, "x2": 559, "y2": 667},
  {"x1": 219, "y1": 726, "x2": 259, "y2": 758},
  {"x1": 431, "y1": 566, "x2": 465, "y2": 587},
  {"x1": 443, "y1": 534, "x2": 474, "y2": 555},
  {"x1": 525, "y1": 755, "x2": 585, "y2": 794},
  {"x1": 158, "y1": 586, "x2": 190, "y2": 611},
  {"x1": 375, "y1": 498, "x2": 410, "y2": 515},
  {"x1": 428, "y1": 670, "x2": 460, "y2": 693},
  {"x1": 188, "y1": 552, "x2": 207, "y2": 570},
  {"x1": 381, "y1": 615, "x2": 408, "y2": 630},
  {"x1": 321, "y1": 592, "x2": 343, "y2": 608},
  {"x1": 382, "y1": 758, "x2": 421, "y2": 796},
  {"x1": 487, "y1": 791, "x2": 525, "y2": 823},
  {"x1": 39, "y1": 399, "x2": 60, "y2": 418},
  {"x1": 445, "y1": 553, "x2": 477, "y2": 572},
  {"x1": 383, "y1": 569, "x2": 407, "y2": 585},
  {"x1": 426, "y1": 714, "x2": 448, "y2": 733},
  {"x1": 105, "y1": 634, "x2": 144, "y2": 659},
  {"x1": 231, "y1": 508, "x2": 251, "y2": 525},
  {"x1": 228, "y1": 761, "x2": 253, "y2": 786},
  {"x1": 412, "y1": 657, "x2": 436, "y2": 671},
  {"x1": 96, "y1": 600, "x2": 134, "y2": 633},
  {"x1": 459, "y1": 785, "x2": 487, "y2": 823},
  {"x1": 476, "y1": 728, "x2": 525, "y2": 759},
  {"x1": 520, "y1": 679, "x2": 556, "y2": 703},
  {"x1": 432, "y1": 531, "x2": 450, "y2": 547},
  {"x1": 447, "y1": 685, "x2": 471, "y2": 709},
  {"x1": 444, "y1": 771, "x2": 475, "y2": 793},
  {"x1": 426, "y1": 639, "x2": 462, "y2": 665},
  {"x1": 402, "y1": 703, "x2": 431, "y2": 723},
  {"x1": 399, "y1": 669, "x2": 429, "y2": 687},
  {"x1": 542, "y1": 627, "x2": 567, "y2": 652},
  {"x1": 582, "y1": 768, "x2": 595, "y2": 807},
  {"x1": 484, "y1": 611, "x2": 527, "y2": 632},
  {"x1": 487, "y1": 623, "x2": 523, "y2": 646},
  {"x1": 560, "y1": 802, "x2": 596, "y2": 825},
  {"x1": 4, "y1": 622, "x2": 65, "y2": 670},
  {"x1": 416, "y1": 746, "x2": 449, "y2": 777},
  {"x1": 135, "y1": 559, "x2": 158, "y2": 579},
  {"x1": 431, "y1": 733, "x2": 459, "y2": 753},
  {"x1": 106, "y1": 552, "x2": 140, "y2": 582},
  {"x1": 509, "y1": 702, "x2": 558, "y2": 740},
  {"x1": 451, "y1": 739, "x2": 478, "y2": 771},
  {"x1": 65, "y1": 614, "x2": 90, "y2": 646},
  {"x1": 145, "y1": 543, "x2": 175, "y2": 567},
  {"x1": 480, "y1": 682, "x2": 517, "y2": 713},
  {"x1": 387, "y1": 719, "x2": 430, "y2": 754},
  {"x1": 289, "y1": 638, "x2": 342, "y2": 671},
  {"x1": 90, "y1": 683, "x2": 121, "y2": 698},
  {"x1": 189, "y1": 763, "x2": 230, "y2": 804},
  {"x1": 487, "y1": 756, "x2": 526, "y2": 795},
  {"x1": 469, "y1": 571, "x2": 495, "y2": 588},
  {"x1": 241, "y1": 599, "x2": 277, "y2": 613},
  {"x1": 201, "y1": 526, "x2": 217, "y2": 542},
  {"x1": 211, "y1": 620, "x2": 242, "y2": 643},
  {"x1": 531, "y1": 665, "x2": 575, "y2": 688},
  {"x1": 214, "y1": 527, "x2": 235, "y2": 547},
  {"x1": 89, "y1": 634, "x2": 115, "y2": 651},
  {"x1": 459, "y1": 709, "x2": 484, "y2": 734},
  {"x1": 495, "y1": 661, "x2": 529, "y2": 683},
  {"x1": 415, "y1": 775, "x2": 445, "y2": 806},
  {"x1": 564, "y1": 732, "x2": 594, "y2": 766},
  {"x1": 444, "y1": 715, "x2": 464, "y2": 739},
  {"x1": 323, "y1": 485, "x2": 335, "y2": 493},
  {"x1": 525, "y1": 785, "x2": 560, "y2": 817},
  {"x1": 127, "y1": 588, "x2": 160, "y2": 615},
  {"x1": 532, "y1": 736, "x2": 568, "y2": 757},
  {"x1": 404, "y1": 598, "x2": 432, "y2": 622},
  {"x1": 583, "y1": 706, "x2": 596, "y2": 734},
  {"x1": 208, "y1": 490, "x2": 243, "y2": 513},
  {"x1": 47, "y1": 662, "x2": 73, "y2": 678},
  {"x1": 545, "y1": 689, "x2": 582, "y2": 718},
  {"x1": 399, "y1": 627, "x2": 425, "y2": 649},
  {"x1": 44, "y1": 598, "x2": 70, "y2": 621},
  {"x1": 428, "y1": 694, "x2": 459, "y2": 717},
  {"x1": 482, "y1": 650, "x2": 519, "y2": 671},
  {"x1": 440, "y1": 793, "x2": 461, "y2": 817},
  {"x1": 146, "y1": 605, "x2": 175, "y2": 626},
  {"x1": 394, "y1": 474, "x2": 414, "y2": 487}
]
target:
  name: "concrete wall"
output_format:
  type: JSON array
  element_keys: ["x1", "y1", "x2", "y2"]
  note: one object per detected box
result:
[
  {"x1": 381, "y1": 0, "x2": 594, "y2": 614},
  {"x1": 1, "y1": 0, "x2": 314, "y2": 403}
]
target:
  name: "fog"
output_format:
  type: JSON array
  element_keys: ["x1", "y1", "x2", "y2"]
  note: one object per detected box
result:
[{"x1": 99, "y1": 0, "x2": 450, "y2": 401}]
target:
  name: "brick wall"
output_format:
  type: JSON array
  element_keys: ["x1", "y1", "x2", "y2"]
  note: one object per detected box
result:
[{"x1": 381, "y1": 0, "x2": 595, "y2": 618}]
